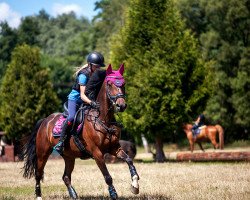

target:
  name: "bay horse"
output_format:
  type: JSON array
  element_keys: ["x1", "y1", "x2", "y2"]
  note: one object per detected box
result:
[
  {"x1": 183, "y1": 123, "x2": 224, "y2": 153},
  {"x1": 21, "y1": 64, "x2": 139, "y2": 200}
]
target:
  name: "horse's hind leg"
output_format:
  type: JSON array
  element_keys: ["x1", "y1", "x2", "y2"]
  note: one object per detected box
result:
[
  {"x1": 115, "y1": 148, "x2": 139, "y2": 195},
  {"x1": 62, "y1": 156, "x2": 78, "y2": 199},
  {"x1": 210, "y1": 138, "x2": 219, "y2": 149},
  {"x1": 36, "y1": 149, "x2": 52, "y2": 199},
  {"x1": 93, "y1": 150, "x2": 118, "y2": 200}
]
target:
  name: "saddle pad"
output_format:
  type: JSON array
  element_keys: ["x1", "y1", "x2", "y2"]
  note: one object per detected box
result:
[
  {"x1": 53, "y1": 115, "x2": 83, "y2": 137},
  {"x1": 53, "y1": 115, "x2": 66, "y2": 137},
  {"x1": 194, "y1": 129, "x2": 201, "y2": 135},
  {"x1": 199, "y1": 125, "x2": 207, "y2": 129}
]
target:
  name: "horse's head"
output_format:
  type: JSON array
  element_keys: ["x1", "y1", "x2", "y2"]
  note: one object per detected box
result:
[
  {"x1": 105, "y1": 64, "x2": 127, "y2": 112},
  {"x1": 182, "y1": 123, "x2": 192, "y2": 131},
  {"x1": 182, "y1": 123, "x2": 193, "y2": 135}
]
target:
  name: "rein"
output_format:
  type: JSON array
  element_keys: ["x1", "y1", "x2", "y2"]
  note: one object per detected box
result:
[{"x1": 86, "y1": 79, "x2": 125, "y2": 135}]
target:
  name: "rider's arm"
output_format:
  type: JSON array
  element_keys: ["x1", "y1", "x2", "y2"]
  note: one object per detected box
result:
[
  {"x1": 194, "y1": 116, "x2": 200, "y2": 126},
  {"x1": 78, "y1": 73, "x2": 92, "y2": 105},
  {"x1": 80, "y1": 85, "x2": 91, "y2": 105}
]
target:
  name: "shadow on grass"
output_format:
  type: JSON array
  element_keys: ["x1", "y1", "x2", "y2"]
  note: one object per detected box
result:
[{"x1": 49, "y1": 194, "x2": 171, "y2": 200}]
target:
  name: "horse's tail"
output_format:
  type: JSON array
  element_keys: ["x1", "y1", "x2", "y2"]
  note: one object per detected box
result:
[
  {"x1": 22, "y1": 118, "x2": 44, "y2": 179},
  {"x1": 215, "y1": 125, "x2": 224, "y2": 149}
]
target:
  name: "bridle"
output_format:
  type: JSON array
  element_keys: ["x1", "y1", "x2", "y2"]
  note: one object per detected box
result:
[
  {"x1": 105, "y1": 75, "x2": 126, "y2": 112},
  {"x1": 106, "y1": 85, "x2": 126, "y2": 105},
  {"x1": 89, "y1": 75, "x2": 126, "y2": 135}
]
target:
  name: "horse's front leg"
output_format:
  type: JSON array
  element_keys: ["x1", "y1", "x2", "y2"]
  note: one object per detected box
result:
[
  {"x1": 115, "y1": 148, "x2": 140, "y2": 195},
  {"x1": 93, "y1": 151, "x2": 118, "y2": 200}
]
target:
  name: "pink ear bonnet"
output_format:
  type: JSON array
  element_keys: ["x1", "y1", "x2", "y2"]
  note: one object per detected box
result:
[{"x1": 106, "y1": 64, "x2": 125, "y2": 87}]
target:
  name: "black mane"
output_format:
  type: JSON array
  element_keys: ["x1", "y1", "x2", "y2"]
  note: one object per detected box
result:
[{"x1": 85, "y1": 69, "x2": 106, "y2": 101}]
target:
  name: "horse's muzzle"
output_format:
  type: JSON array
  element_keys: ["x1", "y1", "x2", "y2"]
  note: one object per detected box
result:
[{"x1": 116, "y1": 103, "x2": 127, "y2": 112}]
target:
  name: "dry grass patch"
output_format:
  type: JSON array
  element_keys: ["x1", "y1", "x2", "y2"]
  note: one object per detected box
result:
[{"x1": 0, "y1": 157, "x2": 249, "y2": 200}]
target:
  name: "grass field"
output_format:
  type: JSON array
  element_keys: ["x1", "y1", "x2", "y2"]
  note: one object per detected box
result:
[{"x1": 0, "y1": 151, "x2": 250, "y2": 200}]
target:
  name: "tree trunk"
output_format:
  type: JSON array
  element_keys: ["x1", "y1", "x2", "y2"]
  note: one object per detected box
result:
[
  {"x1": 154, "y1": 136, "x2": 166, "y2": 162},
  {"x1": 141, "y1": 134, "x2": 150, "y2": 153}
]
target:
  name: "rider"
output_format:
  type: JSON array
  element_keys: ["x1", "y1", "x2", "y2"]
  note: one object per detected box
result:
[
  {"x1": 54, "y1": 51, "x2": 106, "y2": 155},
  {"x1": 191, "y1": 114, "x2": 205, "y2": 137}
]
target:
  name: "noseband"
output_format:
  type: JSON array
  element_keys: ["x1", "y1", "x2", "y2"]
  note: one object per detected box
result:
[{"x1": 106, "y1": 87, "x2": 125, "y2": 104}]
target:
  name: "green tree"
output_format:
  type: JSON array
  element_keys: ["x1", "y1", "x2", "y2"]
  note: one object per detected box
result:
[
  {"x1": 0, "y1": 22, "x2": 18, "y2": 81},
  {"x1": 40, "y1": 54, "x2": 73, "y2": 103},
  {"x1": 0, "y1": 44, "x2": 60, "y2": 140},
  {"x1": 92, "y1": 0, "x2": 129, "y2": 61},
  {"x1": 18, "y1": 16, "x2": 40, "y2": 46},
  {"x1": 111, "y1": 0, "x2": 207, "y2": 161},
  {"x1": 177, "y1": 0, "x2": 250, "y2": 140},
  {"x1": 36, "y1": 11, "x2": 91, "y2": 63}
]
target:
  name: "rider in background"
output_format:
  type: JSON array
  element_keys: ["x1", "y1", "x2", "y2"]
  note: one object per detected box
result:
[
  {"x1": 54, "y1": 51, "x2": 106, "y2": 155},
  {"x1": 191, "y1": 114, "x2": 205, "y2": 137}
]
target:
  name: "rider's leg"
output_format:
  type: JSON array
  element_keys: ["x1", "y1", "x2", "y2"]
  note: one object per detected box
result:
[
  {"x1": 71, "y1": 105, "x2": 86, "y2": 135},
  {"x1": 54, "y1": 100, "x2": 78, "y2": 154},
  {"x1": 54, "y1": 120, "x2": 72, "y2": 155}
]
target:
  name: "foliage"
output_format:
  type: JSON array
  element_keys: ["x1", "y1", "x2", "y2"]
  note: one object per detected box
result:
[
  {"x1": 92, "y1": 0, "x2": 129, "y2": 61},
  {"x1": 176, "y1": 0, "x2": 250, "y2": 141},
  {"x1": 0, "y1": 22, "x2": 18, "y2": 82},
  {"x1": 36, "y1": 11, "x2": 92, "y2": 66},
  {"x1": 40, "y1": 54, "x2": 73, "y2": 104},
  {"x1": 17, "y1": 16, "x2": 40, "y2": 46},
  {"x1": 0, "y1": 44, "x2": 60, "y2": 140},
  {"x1": 110, "y1": 0, "x2": 207, "y2": 144}
]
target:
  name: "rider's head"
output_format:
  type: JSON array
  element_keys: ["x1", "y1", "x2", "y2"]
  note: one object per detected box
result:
[{"x1": 87, "y1": 52, "x2": 105, "y2": 72}]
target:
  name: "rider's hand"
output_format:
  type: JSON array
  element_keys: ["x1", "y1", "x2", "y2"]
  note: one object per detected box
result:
[{"x1": 90, "y1": 101, "x2": 100, "y2": 109}]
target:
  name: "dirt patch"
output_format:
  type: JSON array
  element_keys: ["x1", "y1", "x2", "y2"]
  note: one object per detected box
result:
[{"x1": 0, "y1": 157, "x2": 250, "y2": 199}]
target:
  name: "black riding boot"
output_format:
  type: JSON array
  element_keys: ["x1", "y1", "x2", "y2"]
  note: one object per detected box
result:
[{"x1": 54, "y1": 120, "x2": 72, "y2": 155}]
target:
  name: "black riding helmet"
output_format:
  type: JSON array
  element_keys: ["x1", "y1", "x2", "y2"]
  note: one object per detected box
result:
[{"x1": 87, "y1": 51, "x2": 105, "y2": 67}]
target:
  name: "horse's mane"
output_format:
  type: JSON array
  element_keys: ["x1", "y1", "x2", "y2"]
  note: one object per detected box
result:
[{"x1": 85, "y1": 69, "x2": 106, "y2": 101}]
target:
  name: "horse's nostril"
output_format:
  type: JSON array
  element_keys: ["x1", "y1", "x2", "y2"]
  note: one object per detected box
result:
[{"x1": 116, "y1": 103, "x2": 127, "y2": 112}]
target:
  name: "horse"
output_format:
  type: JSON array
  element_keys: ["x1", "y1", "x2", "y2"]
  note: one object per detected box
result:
[
  {"x1": 21, "y1": 64, "x2": 139, "y2": 200},
  {"x1": 182, "y1": 123, "x2": 224, "y2": 153}
]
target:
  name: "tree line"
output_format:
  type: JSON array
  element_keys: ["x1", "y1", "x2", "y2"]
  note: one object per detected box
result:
[{"x1": 0, "y1": 0, "x2": 249, "y2": 162}]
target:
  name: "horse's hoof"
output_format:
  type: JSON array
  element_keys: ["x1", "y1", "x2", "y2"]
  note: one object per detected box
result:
[
  {"x1": 108, "y1": 185, "x2": 118, "y2": 200},
  {"x1": 68, "y1": 186, "x2": 78, "y2": 199},
  {"x1": 36, "y1": 197, "x2": 42, "y2": 200},
  {"x1": 111, "y1": 194, "x2": 118, "y2": 200},
  {"x1": 110, "y1": 192, "x2": 118, "y2": 200},
  {"x1": 131, "y1": 185, "x2": 139, "y2": 194}
]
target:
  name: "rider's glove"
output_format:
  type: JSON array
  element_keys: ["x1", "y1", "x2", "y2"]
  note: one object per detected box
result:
[{"x1": 90, "y1": 101, "x2": 100, "y2": 109}]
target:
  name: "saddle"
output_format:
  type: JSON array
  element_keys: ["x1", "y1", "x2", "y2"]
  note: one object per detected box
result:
[
  {"x1": 53, "y1": 102, "x2": 92, "y2": 158},
  {"x1": 193, "y1": 125, "x2": 207, "y2": 136},
  {"x1": 63, "y1": 102, "x2": 86, "y2": 126},
  {"x1": 53, "y1": 102, "x2": 87, "y2": 137}
]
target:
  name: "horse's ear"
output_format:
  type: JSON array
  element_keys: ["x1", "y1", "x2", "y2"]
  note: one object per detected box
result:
[
  {"x1": 106, "y1": 64, "x2": 113, "y2": 75},
  {"x1": 119, "y1": 63, "x2": 124, "y2": 75}
]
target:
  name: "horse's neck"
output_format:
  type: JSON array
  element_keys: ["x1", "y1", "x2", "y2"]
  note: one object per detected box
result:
[{"x1": 96, "y1": 82, "x2": 114, "y2": 121}]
